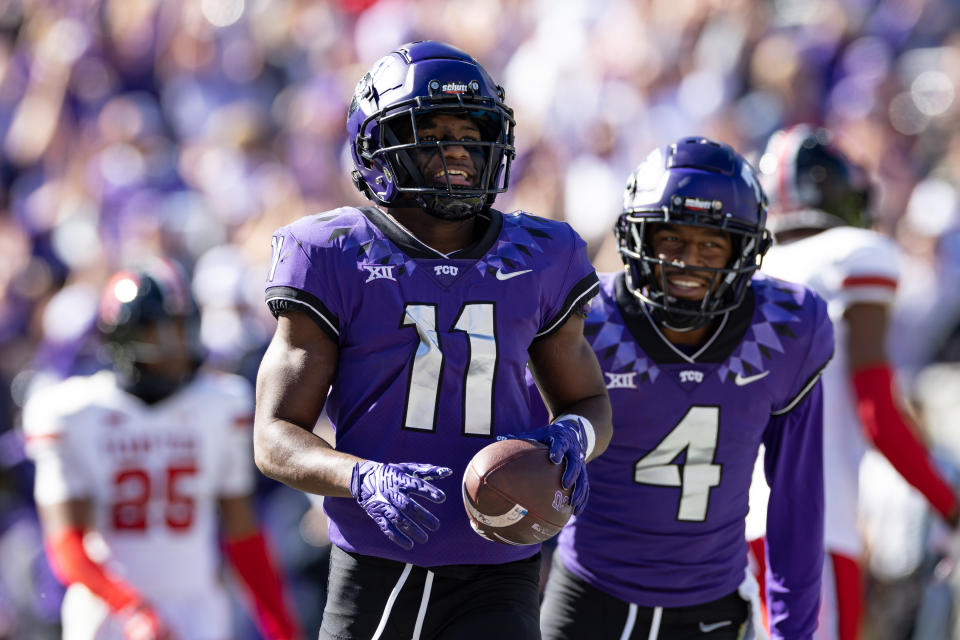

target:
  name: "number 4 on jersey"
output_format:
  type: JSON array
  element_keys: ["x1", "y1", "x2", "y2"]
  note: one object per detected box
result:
[{"x1": 634, "y1": 406, "x2": 721, "y2": 522}]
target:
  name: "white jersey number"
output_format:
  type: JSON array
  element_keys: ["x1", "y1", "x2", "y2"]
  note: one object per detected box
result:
[
  {"x1": 268, "y1": 235, "x2": 284, "y2": 282},
  {"x1": 634, "y1": 406, "x2": 721, "y2": 522},
  {"x1": 401, "y1": 303, "x2": 497, "y2": 435}
]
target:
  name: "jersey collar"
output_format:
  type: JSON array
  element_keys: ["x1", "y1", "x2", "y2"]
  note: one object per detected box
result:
[
  {"x1": 614, "y1": 272, "x2": 755, "y2": 364},
  {"x1": 360, "y1": 206, "x2": 504, "y2": 260}
]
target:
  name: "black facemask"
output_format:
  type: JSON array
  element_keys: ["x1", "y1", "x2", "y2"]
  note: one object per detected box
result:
[{"x1": 121, "y1": 366, "x2": 197, "y2": 405}]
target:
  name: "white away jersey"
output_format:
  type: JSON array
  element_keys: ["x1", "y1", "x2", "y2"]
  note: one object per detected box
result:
[
  {"x1": 757, "y1": 226, "x2": 899, "y2": 553},
  {"x1": 23, "y1": 370, "x2": 255, "y2": 601}
]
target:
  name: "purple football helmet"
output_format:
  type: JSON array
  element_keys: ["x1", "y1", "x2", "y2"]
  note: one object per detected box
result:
[
  {"x1": 615, "y1": 138, "x2": 772, "y2": 330},
  {"x1": 347, "y1": 41, "x2": 515, "y2": 220}
]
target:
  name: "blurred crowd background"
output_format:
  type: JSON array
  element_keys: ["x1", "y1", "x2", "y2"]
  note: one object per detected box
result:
[{"x1": 4, "y1": 0, "x2": 960, "y2": 637}]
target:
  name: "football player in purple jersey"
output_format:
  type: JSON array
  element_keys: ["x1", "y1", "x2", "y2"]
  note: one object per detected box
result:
[
  {"x1": 537, "y1": 138, "x2": 833, "y2": 640},
  {"x1": 253, "y1": 41, "x2": 612, "y2": 640}
]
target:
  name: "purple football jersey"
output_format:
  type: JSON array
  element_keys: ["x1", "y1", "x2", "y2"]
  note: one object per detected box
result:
[
  {"x1": 265, "y1": 206, "x2": 598, "y2": 567},
  {"x1": 550, "y1": 272, "x2": 832, "y2": 637}
]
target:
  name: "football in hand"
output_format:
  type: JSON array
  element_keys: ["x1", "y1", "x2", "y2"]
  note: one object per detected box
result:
[{"x1": 462, "y1": 438, "x2": 573, "y2": 545}]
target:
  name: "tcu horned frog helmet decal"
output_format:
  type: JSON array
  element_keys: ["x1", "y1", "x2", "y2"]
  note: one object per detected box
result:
[
  {"x1": 347, "y1": 40, "x2": 516, "y2": 220},
  {"x1": 615, "y1": 137, "x2": 772, "y2": 330}
]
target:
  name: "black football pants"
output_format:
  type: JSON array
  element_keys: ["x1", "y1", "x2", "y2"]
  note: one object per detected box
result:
[
  {"x1": 319, "y1": 545, "x2": 542, "y2": 639},
  {"x1": 540, "y1": 553, "x2": 751, "y2": 640}
]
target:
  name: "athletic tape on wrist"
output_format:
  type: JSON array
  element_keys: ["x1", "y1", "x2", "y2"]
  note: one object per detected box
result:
[{"x1": 555, "y1": 414, "x2": 596, "y2": 459}]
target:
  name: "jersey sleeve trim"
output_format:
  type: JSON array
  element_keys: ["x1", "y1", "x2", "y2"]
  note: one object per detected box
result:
[
  {"x1": 265, "y1": 286, "x2": 340, "y2": 341},
  {"x1": 534, "y1": 272, "x2": 600, "y2": 340},
  {"x1": 771, "y1": 358, "x2": 831, "y2": 416}
]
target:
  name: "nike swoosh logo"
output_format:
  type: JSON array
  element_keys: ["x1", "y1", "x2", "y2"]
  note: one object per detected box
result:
[
  {"x1": 699, "y1": 620, "x2": 732, "y2": 633},
  {"x1": 495, "y1": 268, "x2": 532, "y2": 281},
  {"x1": 734, "y1": 370, "x2": 770, "y2": 386}
]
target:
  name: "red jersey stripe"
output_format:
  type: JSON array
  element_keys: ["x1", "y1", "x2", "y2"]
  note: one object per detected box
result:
[
  {"x1": 841, "y1": 275, "x2": 897, "y2": 290},
  {"x1": 25, "y1": 433, "x2": 61, "y2": 443}
]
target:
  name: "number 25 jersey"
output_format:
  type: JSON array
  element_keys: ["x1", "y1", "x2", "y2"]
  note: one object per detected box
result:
[
  {"x1": 23, "y1": 371, "x2": 255, "y2": 601},
  {"x1": 265, "y1": 206, "x2": 598, "y2": 567}
]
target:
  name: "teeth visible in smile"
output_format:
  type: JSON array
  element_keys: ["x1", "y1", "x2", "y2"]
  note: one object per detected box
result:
[
  {"x1": 434, "y1": 169, "x2": 468, "y2": 179},
  {"x1": 669, "y1": 278, "x2": 703, "y2": 288}
]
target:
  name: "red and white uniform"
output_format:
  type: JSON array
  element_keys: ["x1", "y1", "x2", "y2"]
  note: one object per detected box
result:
[
  {"x1": 748, "y1": 226, "x2": 898, "y2": 639},
  {"x1": 24, "y1": 370, "x2": 256, "y2": 640},
  {"x1": 761, "y1": 226, "x2": 898, "y2": 554}
]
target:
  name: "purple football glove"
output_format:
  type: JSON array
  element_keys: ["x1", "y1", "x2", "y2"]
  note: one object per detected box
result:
[
  {"x1": 350, "y1": 461, "x2": 451, "y2": 550},
  {"x1": 504, "y1": 417, "x2": 590, "y2": 515}
]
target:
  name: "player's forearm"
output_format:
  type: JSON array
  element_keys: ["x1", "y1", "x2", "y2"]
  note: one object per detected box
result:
[
  {"x1": 763, "y1": 384, "x2": 825, "y2": 639},
  {"x1": 254, "y1": 312, "x2": 344, "y2": 494},
  {"x1": 253, "y1": 419, "x2": 361, "y2": 497},
  {"x1": 852, "y1": 364, "x2": 958, "y2": 521},
  {"x1": 224, "y1": 531, "x2": 302, "y2": 640},
  {"x1": 44, "y1": 527, "x2": 141, "y2": 612}
]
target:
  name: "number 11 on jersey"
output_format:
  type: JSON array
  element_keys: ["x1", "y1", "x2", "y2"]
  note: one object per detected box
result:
[{"x1": 401, "y1": 302, "x2": 497, "y2": 436}]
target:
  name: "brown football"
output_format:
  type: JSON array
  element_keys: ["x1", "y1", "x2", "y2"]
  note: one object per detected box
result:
[{"x1": 462, "y1": 438, "x2": 573, "y2": 545}]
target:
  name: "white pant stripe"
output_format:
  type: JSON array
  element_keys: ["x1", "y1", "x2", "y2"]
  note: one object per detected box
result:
[
  {"x1": 412, "y1": 570, "x2": 434, "y2": 640},
  {"x1": 619, "y1": 603, "x2": 637, "y2": 640},
  {"x1": 647, "y1": 606, "x2": 663, "y2": 640},
  {"x1": 371, "y1": 563, "x2": 413, "y2": 640}
]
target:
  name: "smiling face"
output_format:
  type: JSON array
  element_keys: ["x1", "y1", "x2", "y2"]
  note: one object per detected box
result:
[
  {"x1": 410, "y1": 113, "x2": 483, "y2": 189},
  {"x1": 647, "y1": 223, "x2": 734, "y2": 301}
]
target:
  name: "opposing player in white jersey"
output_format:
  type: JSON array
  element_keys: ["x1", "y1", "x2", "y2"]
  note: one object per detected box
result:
[
  {"x1": 23, "y1": 261, "x2": 302, "y2": 640},
  {"x1": 748, "y1": 125, "x2": 959, "y2": 640}
]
